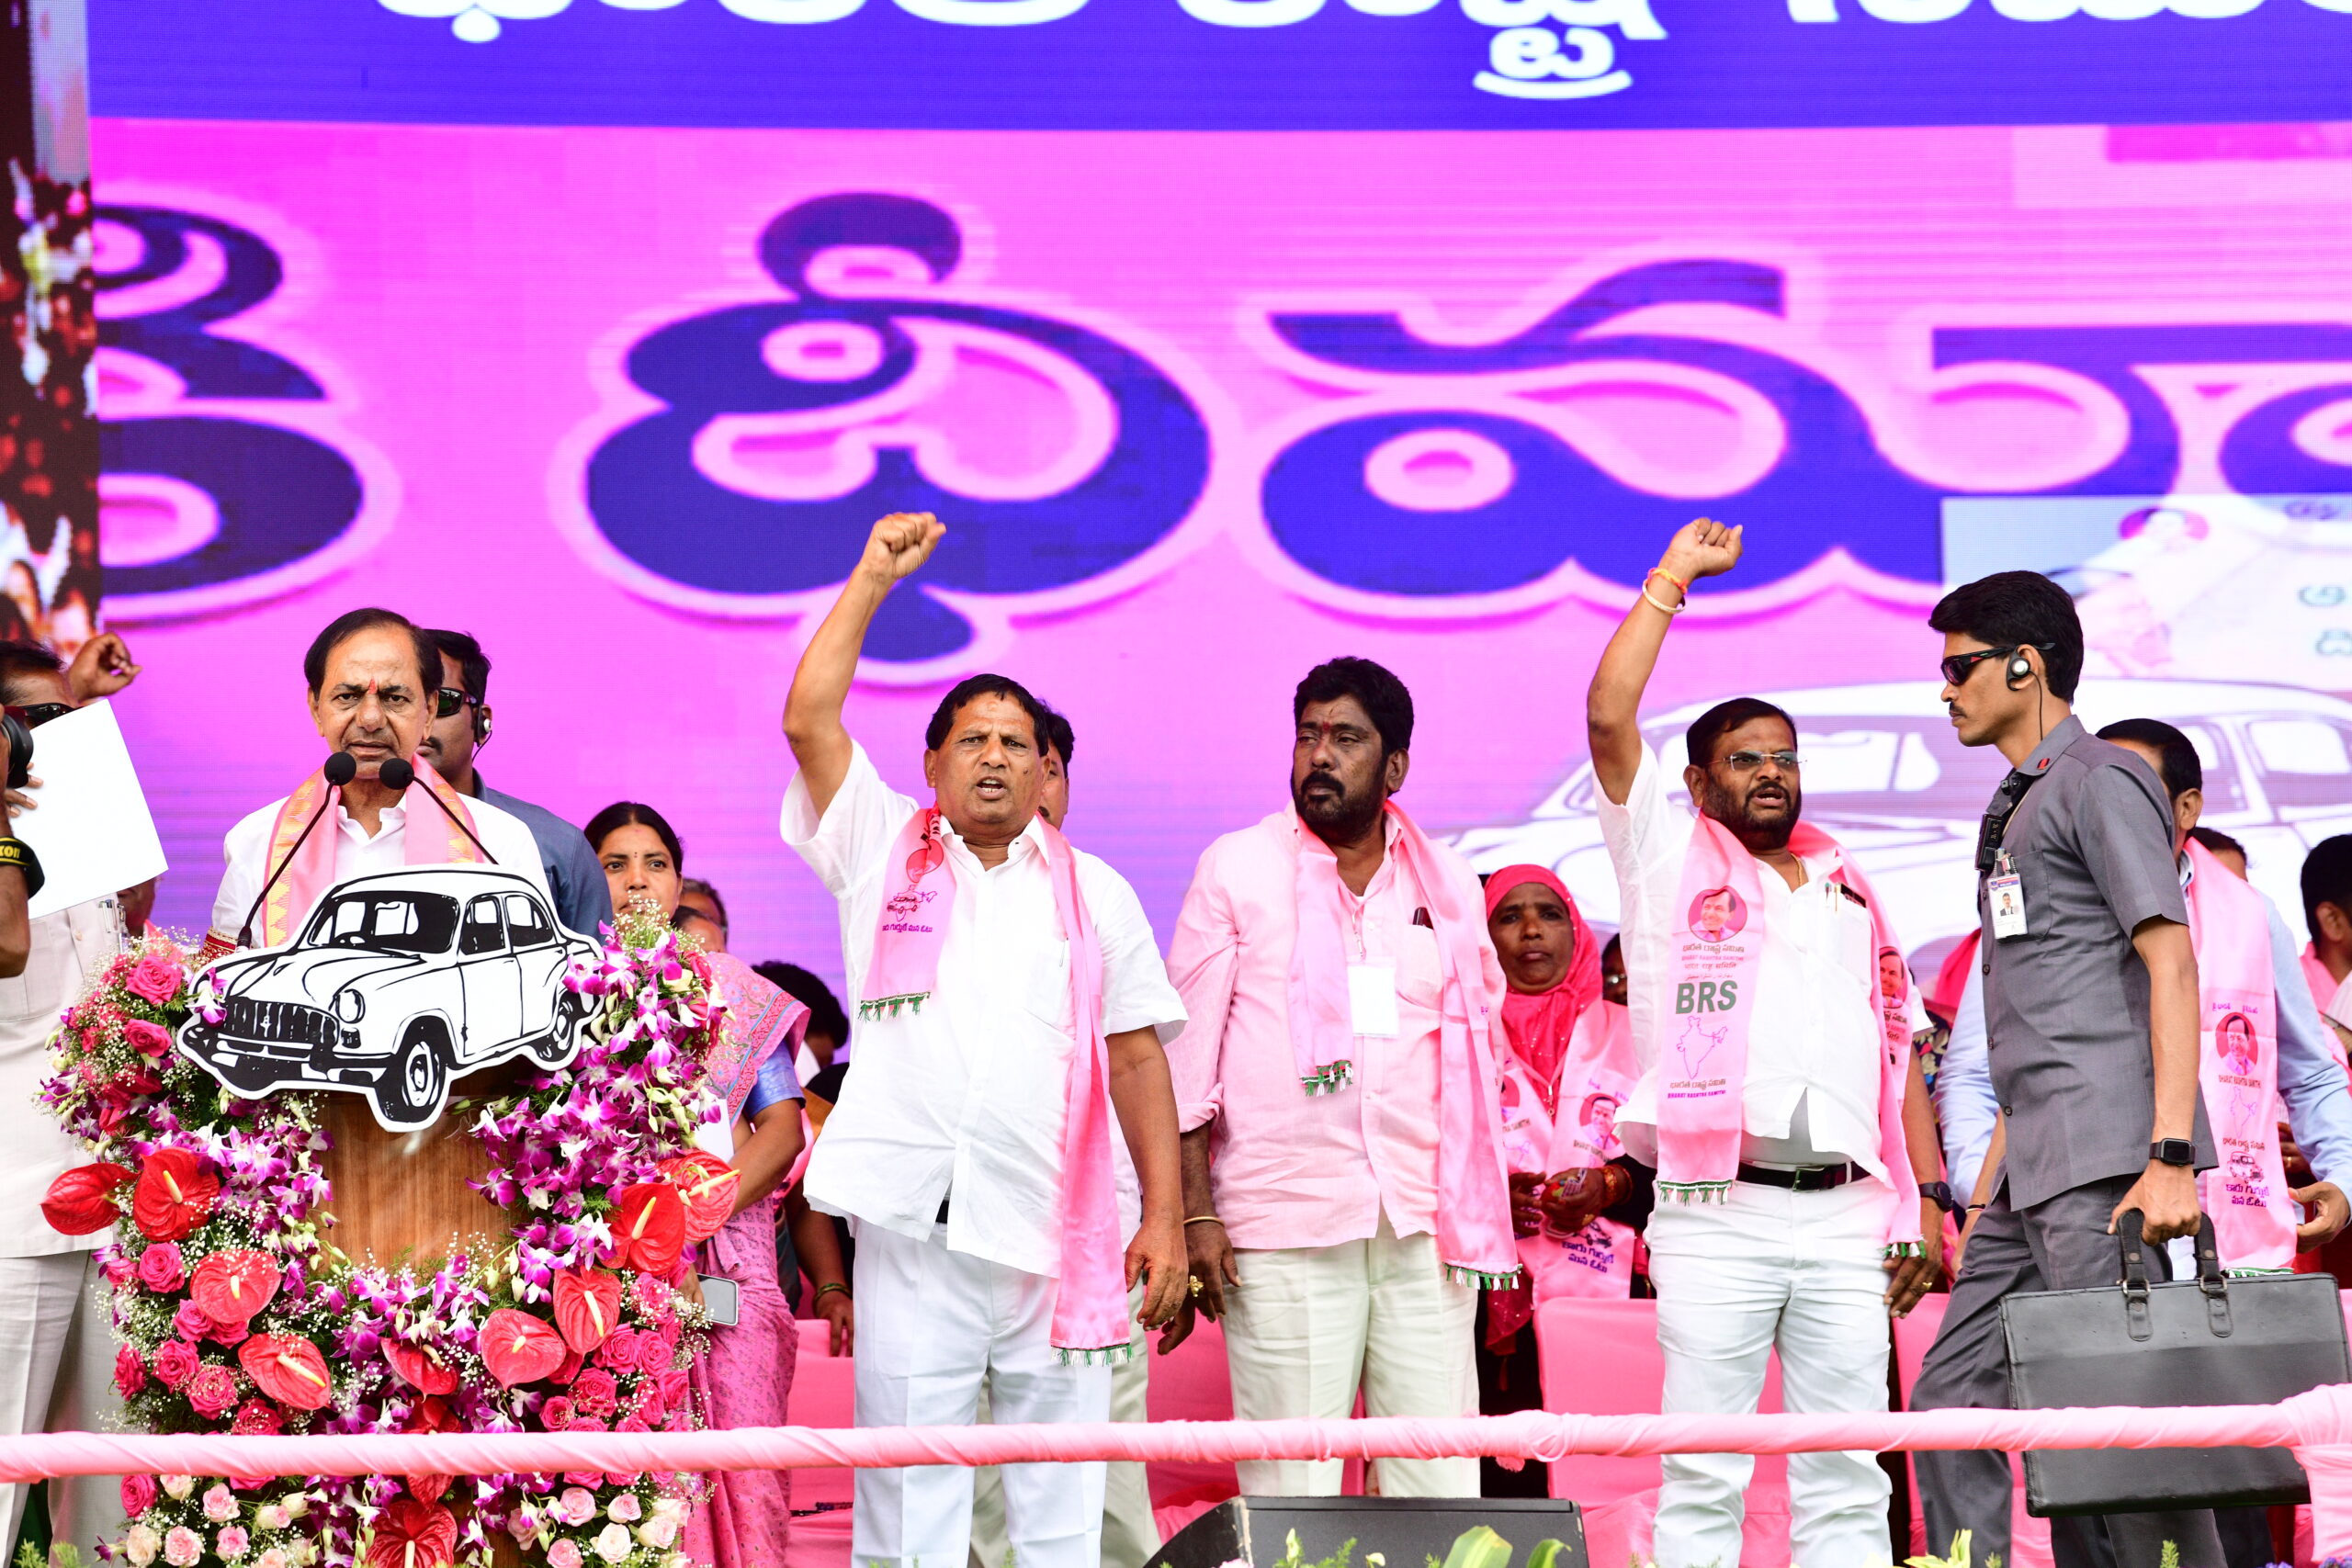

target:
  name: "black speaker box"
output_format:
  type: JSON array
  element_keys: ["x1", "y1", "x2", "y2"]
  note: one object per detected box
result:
[{"x1": 1146, "y1": 1495, "x2": 1587, "y2": 1568}]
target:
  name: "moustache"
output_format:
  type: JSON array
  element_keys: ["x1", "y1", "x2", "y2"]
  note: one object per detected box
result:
[{"x1": 1301, "y1": 771, "x2": 1344, "y2": 795}]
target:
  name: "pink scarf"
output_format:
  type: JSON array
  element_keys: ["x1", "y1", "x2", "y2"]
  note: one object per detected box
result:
[
  {"x1": 860, "y1": 808, "x2": 1129, "y2": 1361},
  {"x1": 1485, "y1": 865, "x2": 1603, "y2": 1118},
  {"x1": 253, "y1": 759, "x2": 485, "y2": 948},
  {"x1": 1658, "y1": 815, "x2": 1923, "y2": 1255},
  {"x1": 1489, "y1": 1000, "x2": 1641, "y2": 1343},
  {"x1": 701, "y1": 952, "x2": 812, "y2": 1127},
  {"x1": 2185, "y1": 840, "x2": 2297, "y2": 1271},
  {"x1": 1283, "y1": 804, "x2": 1520, "y2": 1288}
]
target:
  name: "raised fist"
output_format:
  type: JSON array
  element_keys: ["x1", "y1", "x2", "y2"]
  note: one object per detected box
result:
[
  {"x1": 1660, "y1": 517, "x2": 1743, "y2": 585},
  {"x1": 859, "y1": 512, "x2": 946, "y2": 587}
]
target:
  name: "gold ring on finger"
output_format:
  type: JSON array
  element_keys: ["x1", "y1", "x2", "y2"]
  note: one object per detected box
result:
[{"x1": 1189, "y1": 1276, "x2": 1204, "y2": 1298}]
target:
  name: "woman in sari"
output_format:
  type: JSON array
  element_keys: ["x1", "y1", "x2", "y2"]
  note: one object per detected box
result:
[
  {"x1": 587, "y1": 802, "x2": 808, "y2": 1568},
  {"x1": 1477, "y1": 865, "x2": 1648, "y2": 1495}
]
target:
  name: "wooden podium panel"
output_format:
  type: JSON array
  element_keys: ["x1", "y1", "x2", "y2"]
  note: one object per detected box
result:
[{"x1": 314, "y1": 1062, "x2": 531, "y2": 1269}]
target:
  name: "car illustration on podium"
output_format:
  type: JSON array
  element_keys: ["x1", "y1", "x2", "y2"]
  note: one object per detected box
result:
[{"x1": 177, "y1": 866, "x2": 599, "y2": 1132}]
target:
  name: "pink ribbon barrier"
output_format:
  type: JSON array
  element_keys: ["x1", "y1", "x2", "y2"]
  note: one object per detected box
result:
[{"x1": 16, "y1": 1386, "x2": 2352, "y2": 1552}]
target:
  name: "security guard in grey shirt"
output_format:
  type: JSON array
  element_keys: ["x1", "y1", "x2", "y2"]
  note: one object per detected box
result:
[{"x1": 1910, "y1": 571, "x2": 2223, "y2": 1568}]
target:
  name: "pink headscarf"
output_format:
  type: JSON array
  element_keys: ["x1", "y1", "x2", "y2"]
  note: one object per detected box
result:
[{"x1": 1484, "y1": 864, "x2": 1602, "y2": 1118}]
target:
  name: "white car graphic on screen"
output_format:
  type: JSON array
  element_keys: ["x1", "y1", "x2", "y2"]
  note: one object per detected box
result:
[
  {"x1": 177, "y1": 866, "x2": 598, "y2": 1132},
  {"x1": 1446, "y1": 678, "x2": 2352, "y2": 959}
]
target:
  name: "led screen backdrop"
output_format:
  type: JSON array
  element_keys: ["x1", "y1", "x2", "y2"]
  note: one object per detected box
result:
[{"x1": 88, "y1": 0, "x2": 2352, "y2": 984}]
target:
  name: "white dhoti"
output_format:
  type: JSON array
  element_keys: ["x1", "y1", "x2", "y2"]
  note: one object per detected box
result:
[
  {"x1": 0, "y1": 1252, "x2": 126, "y2": 1558},
  {"x1": 1219, "y1": 1216, "x2": 1477, "y2": 1500},
  {"x1": 1645, "y1": 1179, "x2": 1894, "y2": 1568},
  {"x1": 969, "y1": 1279, "x2": 1159, "y2": 1568},
  {"x1": 853, "y1": 1224, "x2": 1112, "y2": 1568}
]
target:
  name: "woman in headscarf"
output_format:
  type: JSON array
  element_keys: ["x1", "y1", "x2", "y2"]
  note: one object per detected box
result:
[
  {"x1": 588, "y1": 802, "x2": 808, "y2": 1568},
  {"x1": 1476, "y1": 865, "x2": 1651, "y2": 1495}
]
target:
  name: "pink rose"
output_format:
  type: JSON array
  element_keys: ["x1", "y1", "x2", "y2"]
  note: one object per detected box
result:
[
  {"x1": 570, "y1": 1368, "x2": 617, "y2": 1417},
  {"x1": 151, "y1": 1340, "x2": 198, "y2": 1390},
  {"x1": 206, "y1": 1314, "x2": 251, "y2": 1348},
  {"x1": 557, "y1": 1488, "x2": 597, "y2": 1527},
  {"x1": 100, "y1": 1251, "x2": 135, "y2": 1288},
  {"x1": 122, "y1": 1019, "x2": 173, "y2": 1058},
  {"x1": 120, "y1": 1473, "x2": 158, "y2": 1516},
  {"x1": 548, "y1": 1539, "x2": 583, "y2": 1568},
  {"x1": 187, "y1": 1364, "x2": 240, "y2": 1418},
  {"x1": 615, "y1": 1414, "x2": 650, "y2": 1436},
  {"x1": 215, "y1": 1526, "x2": 248, "y2": 1561},
  {"x1": 124, "y1": 954, "x2": 182, "y2": 1006},
  {"x1": 605, "y1": 1495, "x2": 642, "y2": 1524},
  {"x1": 172, "y1": 1301, "x2": 210, "y2": 1342},
  {"x1": 656, "y1": 1369, "x2": 690, "y2": 1413},
  {"x1": 632, "y1": 1382, "x2": 664, "y2": 1424},
  {"x1": 137, "y1": 1244, "x2": 185, "y2": 1293},
  {"x1": 115, "y1": 1345, "x2": 148, "y2": 1398},
  {"x1": 594, "y1": 1327, "x2": 639, "y2": 1371},
  {"x1": 539, "y1": 1396, "x2": 575, "y2": 1432},
  {"x1": 163, "y1": 1527, "x2": 201, "y2": 1567},
  {"x1": 231, "y1": 1399, "x2": 283, "y2": 1436}
]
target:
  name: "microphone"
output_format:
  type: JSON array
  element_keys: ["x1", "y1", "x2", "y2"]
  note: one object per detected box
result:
[
  {"x1": 235, "y1": 753, "x2": 360, "y2": 948},
  {"x1": 380, "y1": 756, "x2": 500, "y2": 866}
]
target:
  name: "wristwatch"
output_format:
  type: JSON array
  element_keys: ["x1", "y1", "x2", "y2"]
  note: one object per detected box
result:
[
  {"x1": 1918, "y1": 1180, "x2": 1960, "y2": 1215},
  {"x1": 2151, "y1": 1138, "x2": 2197, "y2": 1168}
]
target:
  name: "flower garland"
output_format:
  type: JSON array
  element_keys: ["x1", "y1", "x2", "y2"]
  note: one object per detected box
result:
[{"x1": 40, "y1": 908, "x2": 741, "y2": 1568}]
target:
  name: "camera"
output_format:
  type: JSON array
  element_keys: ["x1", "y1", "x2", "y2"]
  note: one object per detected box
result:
[{"x1": 0, "y1": 709, "x2": 30, "y2": 792}]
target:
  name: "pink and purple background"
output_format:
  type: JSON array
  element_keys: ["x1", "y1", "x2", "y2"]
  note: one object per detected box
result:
[{"x1": 88, "y1": 110, "x2": 2352, "y2": 984}]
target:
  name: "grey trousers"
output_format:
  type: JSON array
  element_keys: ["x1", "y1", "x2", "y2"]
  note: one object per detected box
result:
[{"x1": 1911, "y1": 1174, "x2": 2226, "y2": 1568}]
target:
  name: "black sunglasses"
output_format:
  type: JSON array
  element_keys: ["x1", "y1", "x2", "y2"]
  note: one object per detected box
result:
[
  {"x1": 1939, "y1": 644, "x2": 2053, "y2": 688},
  {"x1": 434, "y1": 687, "x2": 481, "y2": 721},
  {"x1": 7, "y1": 702, "x2": 73, "y2": 729}
]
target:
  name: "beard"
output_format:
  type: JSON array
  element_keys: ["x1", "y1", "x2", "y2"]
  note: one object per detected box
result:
[
  {"x1": 1696, "y1": 773, "x2": 1801, "y2": 852},
  {"x1": 1293, "y1": 767, "x2": 1384, "y2": 845}
]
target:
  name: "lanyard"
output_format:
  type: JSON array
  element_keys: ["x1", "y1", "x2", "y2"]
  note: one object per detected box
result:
[{"x1": 1975, "y1": 764, "x2": 2047, "y2": 876}]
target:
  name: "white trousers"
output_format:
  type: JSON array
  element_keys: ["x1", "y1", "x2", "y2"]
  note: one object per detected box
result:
[
  {"x1": 1645, "y1": 1180, "x2": 1894, "y2": 1568},
  {"x1": 0, "y1": 1252, "x2": 125, "y2": 1559},
  {"x1": 1220, "y1": 1215, "x2": 1477, "y2": 1499},
  {"x1": 853, "y1": 1224, "x2": 1112, "y2": 1568},
  {"x1": 970, "y1": 1280, "x2": 1158, "y2": 1568}
]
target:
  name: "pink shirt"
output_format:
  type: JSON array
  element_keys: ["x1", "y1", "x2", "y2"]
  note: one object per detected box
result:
[{"x1": 1166, "y1": 807, "x2": 1507, "y2": 1252}]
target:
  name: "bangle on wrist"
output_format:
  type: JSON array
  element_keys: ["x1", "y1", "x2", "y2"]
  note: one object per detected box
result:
[
  {"x1": 1641, "y1": 569, "x2": 1687, "y2": 616},
  {"x1": 815, "y1": 1281, "x2": 848, "y2": 1298},
  {"x1": 1183, "y1": 1214, "x2": 1224, "y2": 1226}
]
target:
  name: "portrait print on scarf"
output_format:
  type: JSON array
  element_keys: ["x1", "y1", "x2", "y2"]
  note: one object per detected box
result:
[
  {"x1": 2184, "y1": 838, "x2": 2298, "y2": 1271},
  {"x1": 1660, "y1": 814, "x2": 1924, "y2": 1256},
  {"x1": 1482, "y1": 866, "x2": 1636, "y2": 1335}
]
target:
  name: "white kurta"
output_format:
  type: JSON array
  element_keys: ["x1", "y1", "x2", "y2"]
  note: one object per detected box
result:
[
  {"x1": 781, "y1": 742, "x2": 1184, "y2": 1568},
  {"x1": 209, "y1": 789, "x2": 548, "y2": 945}
]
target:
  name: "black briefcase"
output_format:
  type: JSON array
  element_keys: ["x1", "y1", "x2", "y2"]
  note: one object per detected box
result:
[{"x1": 2001, "y1": 1210, "x2": 2350, "y2": 1517}]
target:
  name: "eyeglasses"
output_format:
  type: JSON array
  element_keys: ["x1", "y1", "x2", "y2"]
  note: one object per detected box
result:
[
  {"x1": 1723, "y1": 750, "x2": 1801, "y2": 772},
  {"x1": 434, "y1": 687, "x2": 481, "y2": 721},
  {"x1": 6, "y1": 702, "x2": 72, "y2": 729},
  {"x1": 1939, "y1": 647, "x2": 2012, "y2": 688}
]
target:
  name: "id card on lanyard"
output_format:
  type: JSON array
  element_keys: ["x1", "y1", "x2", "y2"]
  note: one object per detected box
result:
[{"x1": 1989, "y1": 850, "x2": 2029, "y2": 940}]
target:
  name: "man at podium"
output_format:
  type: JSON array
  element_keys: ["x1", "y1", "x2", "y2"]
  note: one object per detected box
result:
[{"x1": 203, "y1": 607, "x2": 546, "y2": 959}]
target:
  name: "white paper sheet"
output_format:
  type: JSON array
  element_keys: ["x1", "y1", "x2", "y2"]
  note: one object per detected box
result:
[{"x1": 10, "y1": 699, "x2": 168, "y2": 919}]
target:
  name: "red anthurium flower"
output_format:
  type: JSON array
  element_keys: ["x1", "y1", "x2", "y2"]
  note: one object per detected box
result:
[
  {"x1": 405, "y1": 1472, "x2": 452, "y2": 1504},
  {"x1": 364, "y1": 1496, "x2": 458, "y2": 1568},
  {"x1": 40, "y1": 1163, "x2": 131, "y2": 1235},
  {"x1": 662, "y1": 1153, "x2": 741, "y2": 1244},
  {"x1": 478, "y1": 1308, "x2": 567, "y2": 1388},
  {"x1": 189, "y1": 1249, "x2": 279, "y2": 1325},
  {"x1": 131, "y1": 1149, "x2": 219, "y2": 1242},
  {"x1": 386, "y1": 1343, "x2": 458, "y2": 1396},
  {"x1": 611, "y1": 1183, "x2": 686, "y2": 1275},
  {"x1": 402, "y1": 1395, "x2": 459, "y2": 1435},
  {"x1": 551, "y1": 1269, "x2": 624, "y2": 1354},
  {"x1": 237, "y1": 1335, "x2": 334, "y2": 1411}
]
